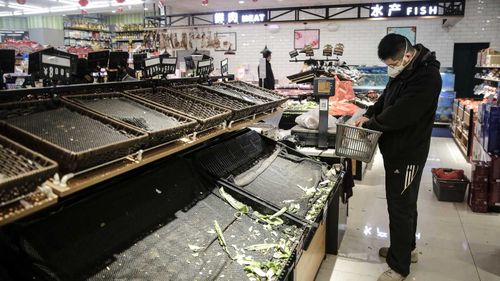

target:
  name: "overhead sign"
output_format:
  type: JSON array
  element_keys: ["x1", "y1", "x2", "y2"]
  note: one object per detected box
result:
[
  {"x1": 214, "y1": 11, "x2": 267, "y2": 25},
  {"x1": 370, "y1": 2, "x2": 439, "y2": 18}
]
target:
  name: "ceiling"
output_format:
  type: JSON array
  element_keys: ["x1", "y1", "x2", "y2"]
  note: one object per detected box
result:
[{"x1": 0, "y1": 0, "x2": 411, "y2": 17}]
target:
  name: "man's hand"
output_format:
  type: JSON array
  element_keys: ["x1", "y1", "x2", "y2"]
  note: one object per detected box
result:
[{"x1": 355, "y1": 116, "x2": 369, "y2": 127}]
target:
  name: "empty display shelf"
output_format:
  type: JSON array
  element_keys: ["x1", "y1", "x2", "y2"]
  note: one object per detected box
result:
[
  {"x1": 0, "y1": 99, "x2": 147, "y2": 173},
  {"x1": 125, "y1": 87, "x2": 231, "y2": 131},
  {"x1": 0, "y1": 135, "x2": 58, "y2": 206},
  {"x1": 173, "y1": 84, "x2": 261, "y2": 121},
  {"x1": 224, "y1": 81, "x2": 288, "y2": 102},
  {"x1": 15, "y1": 157, "x2": 306, "y2": 281},
  {"x1": 189, "y1": 130, "x2": 339, "y2": 223},
  {"x1": 63, "y1": 92, "x2": 198, "y2": 147}
]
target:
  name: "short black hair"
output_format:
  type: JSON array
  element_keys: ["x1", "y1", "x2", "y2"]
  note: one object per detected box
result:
[
  {"x1": 262, "y1": 50, "x2": 272, "y2": 58},
  {"x1": 378, "y1": 33, "x2": 413, "y2": 60}
]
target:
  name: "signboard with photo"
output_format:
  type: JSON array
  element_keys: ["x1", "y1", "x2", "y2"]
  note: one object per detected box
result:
[
  {"x1": 294, "y1": 29, "x2": 320, "y2": 49},
  {"x1": 387, "y1": 26, "x2": 417, "y2": 45},
  {"x1": 215, "y1": 32, "x2": 237, "y2": 52}
]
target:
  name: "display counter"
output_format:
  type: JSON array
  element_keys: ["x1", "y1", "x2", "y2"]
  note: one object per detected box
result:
[{"x1": 0, "y1": 78, "x2": 347, "y2": 281}]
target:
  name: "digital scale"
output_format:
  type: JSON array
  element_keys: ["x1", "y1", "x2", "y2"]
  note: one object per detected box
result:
[{"x1": 291, "y1": 77, "x2": 336, "y2": 149}]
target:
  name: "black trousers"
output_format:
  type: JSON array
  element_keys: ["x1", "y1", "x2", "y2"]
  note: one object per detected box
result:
[{"x1": 383, "y1": 160, "x2": 424, "y2": 277}]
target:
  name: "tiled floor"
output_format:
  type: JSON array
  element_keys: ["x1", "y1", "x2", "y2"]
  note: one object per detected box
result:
[{"x1": 316, "y1": 137, "x2": 500, "y2": 281}]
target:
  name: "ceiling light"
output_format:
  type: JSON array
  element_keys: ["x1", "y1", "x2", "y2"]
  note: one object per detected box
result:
[
  {"x1": 50, "y1": 6, "x2": 78, "y2": 12},
  {"x1": 144, "y1": 7, "x2": 148, "y2": 10},
  {"x1": 57, "y1": 0, "x2": 80, "y2": 6},
  {"x1": 239, "y1": 1, "x2": 244, "y2": 3},
  {"x1": 8, "y1": 3, "x2": 41, "y2": 10},
  {"x1": 112, "y1": 10, "x2": 116, "y2": 13}
]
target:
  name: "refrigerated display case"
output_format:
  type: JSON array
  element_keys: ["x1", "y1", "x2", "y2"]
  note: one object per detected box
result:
[
  {"x1": 352, "y1": 66, "x2": 389, "y2": 92},
  {"x1": 436, "y1": 69, "x2": 456, "y2": 124}
]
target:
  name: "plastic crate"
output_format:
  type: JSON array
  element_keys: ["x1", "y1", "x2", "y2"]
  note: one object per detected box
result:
[
  {"x1": 432, "y1": 172, "x2": 469, "y2": 202},
  {"x1": 334, "y1": 124, "x2": 381, "y2": 163}
]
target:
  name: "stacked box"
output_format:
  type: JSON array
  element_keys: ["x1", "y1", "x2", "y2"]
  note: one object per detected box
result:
[
  {"x1": 469, "y1": 191, "x2": 489, "y2": 213},
  {"x1": 469, "y1": 161, "x2": 490, "y2": 212},
  {"x1": 488, "y1": 156, "x2": 500, "y2": 208},
  {"x1": 489, "y1": 181, "x2": 500, "y2": 208},
  {"x1": 484, "y1": 105, "x2": 500, "y2": 154}
]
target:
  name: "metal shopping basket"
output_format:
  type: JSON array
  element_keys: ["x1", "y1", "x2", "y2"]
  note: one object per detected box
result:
[{"x1": 334, "y1": 123, "x2": 382, "y2": 163}]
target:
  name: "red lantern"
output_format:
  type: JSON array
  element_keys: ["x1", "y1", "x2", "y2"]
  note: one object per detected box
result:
[
  {"x1": 116, "y1": 6, "x2": 124, "y2": 13},
  {"x1": 79, "y1": 0, "x2": 88, "y2": 7},
  {"x1": 16, "y1": 0, "x2": 26, "y2": 4},
  {"x1": 116, "y1": 0, "x2": 125, "y2": 3},
  {"x1": 201, "y1": 0, "x2": 208, "y2": 6}
]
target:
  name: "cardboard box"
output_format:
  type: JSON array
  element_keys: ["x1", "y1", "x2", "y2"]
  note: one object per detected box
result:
[
  {"x1": 485, "y1": 55, "x2": 500, "y2": 66},
  {"x1": 488, "y1": 181, "x2": 500, "y2": 207},
  {"x1": 490, "y1": 156, "x2": 500, "y2": 180},
  {"x1": 472, "y1": 161, "x2": 490, "y2": 183}
]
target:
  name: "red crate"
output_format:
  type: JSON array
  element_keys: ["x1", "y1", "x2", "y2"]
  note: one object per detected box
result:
[
  {"x1": 488, "y1": 181, "x2": 500, "y2": 207},
  {"x1": 471, "y1": 181, "x2": 489, "y2": 192}
]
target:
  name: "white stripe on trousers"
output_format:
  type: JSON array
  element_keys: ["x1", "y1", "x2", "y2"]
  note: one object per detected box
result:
[{"x1": 402, "y1": 165, "x2": 418, "y2": 195}]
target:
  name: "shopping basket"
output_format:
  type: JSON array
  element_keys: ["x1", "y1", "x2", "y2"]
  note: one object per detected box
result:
[{"x1": 334, "y1": 123, "x2": 382, "y2": 163}]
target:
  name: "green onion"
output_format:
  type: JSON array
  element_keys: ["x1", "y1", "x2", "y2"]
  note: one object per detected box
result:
[{"x1": 219, "y1": 187, "x2": 249, "y2": 214}]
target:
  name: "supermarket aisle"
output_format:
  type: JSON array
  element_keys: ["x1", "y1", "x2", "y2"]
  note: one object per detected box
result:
[{"x1": 316, "y1": 137, "x2": 500, "y2": 281}]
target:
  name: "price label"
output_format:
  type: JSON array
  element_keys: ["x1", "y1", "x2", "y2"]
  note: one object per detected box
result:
[
  {"x1": 196, "y1": 60, "x2": 213, "y2": 77},
  {"x1": 221, "y1": 59, "x2": 229, "y2": 76},
  {"x1": 40, "y1": 54, "x2": 71, "y2": 81},
  {"x1": 162, "y1": 57, "x2": 178, "y2": 75}
]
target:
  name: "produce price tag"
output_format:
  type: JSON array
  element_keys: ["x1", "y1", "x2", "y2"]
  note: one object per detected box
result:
[
  {"x1": 221, "y1": 58, "x2": 229, "y2": 76},
  {"x1": 40, "y1": 54, "x2": 71, "y2": 81},
  {"x1": 161, "y1": 57, "x2": 178, "y2": 75},
  {"x1": 196, "y1": 60, "x2": 213, "y2": 77},
  {"x1": 144, "y1": 57, "x2": 161, "y2": 78}
]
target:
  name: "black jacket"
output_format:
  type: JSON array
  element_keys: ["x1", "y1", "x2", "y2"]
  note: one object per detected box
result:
[
  {"x1": 363, "y1": 44, "x2": 442, "y2": 164},
  {"x1": 258, "y1": 60, "x2": 275, "y2": 90}
]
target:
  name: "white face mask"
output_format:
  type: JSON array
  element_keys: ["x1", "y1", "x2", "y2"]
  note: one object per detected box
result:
[{"x1": 387, "y1": 42, "x2": 408, "y2": 78}]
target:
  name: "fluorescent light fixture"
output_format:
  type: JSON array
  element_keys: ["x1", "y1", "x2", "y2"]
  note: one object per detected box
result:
[
  {"x1": 8, "y1": 3, "x2": 42, "y2": 10},
  {"x1": 111, "y1": 0, "x2": 144, "y2": 6},
  {"x1": 239, "y1": 0, "x2": 245, "y2": 3},
  {"x1": 50, "y1": 6, "x2": 79, "y2": 12},
  {"x1": 86, "y1": 2, "x2": 111, "y2": 9},
  {"x1": 23, "y1": 9, "x2": 50, "y2": 15},
  {"x1": 57, "y1": 0, "x2": 81, "y2": 6}
]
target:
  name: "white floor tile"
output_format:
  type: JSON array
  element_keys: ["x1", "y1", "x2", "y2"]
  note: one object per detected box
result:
[{"x1": 315, "y1": 137, "x2": 500, "y2": 281}]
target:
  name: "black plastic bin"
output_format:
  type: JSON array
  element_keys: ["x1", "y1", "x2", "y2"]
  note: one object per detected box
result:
[{"x1": 432, "y1": 172, "x2": 470, "y2": 202}]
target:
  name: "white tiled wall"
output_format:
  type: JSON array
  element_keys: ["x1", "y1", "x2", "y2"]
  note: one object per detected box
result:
[{"x1": 168, "y1": 0, "x2": 499, "y2": 83}]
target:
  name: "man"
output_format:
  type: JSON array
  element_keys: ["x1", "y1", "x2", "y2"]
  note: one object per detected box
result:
[
  {"x1": 355, "y1": 34, "x2": 442, "y2": 281},
  {"x1": 258, "y1": 49, "x2": 275, "y2": 90}
]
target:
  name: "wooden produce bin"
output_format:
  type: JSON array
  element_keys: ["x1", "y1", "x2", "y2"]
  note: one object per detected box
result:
[{"x1": 294, "y1": 220, "x2": 326, "y2": 281}]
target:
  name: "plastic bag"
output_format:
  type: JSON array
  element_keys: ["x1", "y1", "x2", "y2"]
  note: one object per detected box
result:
[
  {"x1": 344, "y1": 108, "x2": 367, "y2": 125},
  {"x1": 329, "y1": 76, "x2": 355, "y2": 102},
  {"x1": 295, "y1": 109, "x2": 337, "y2": 130}
]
